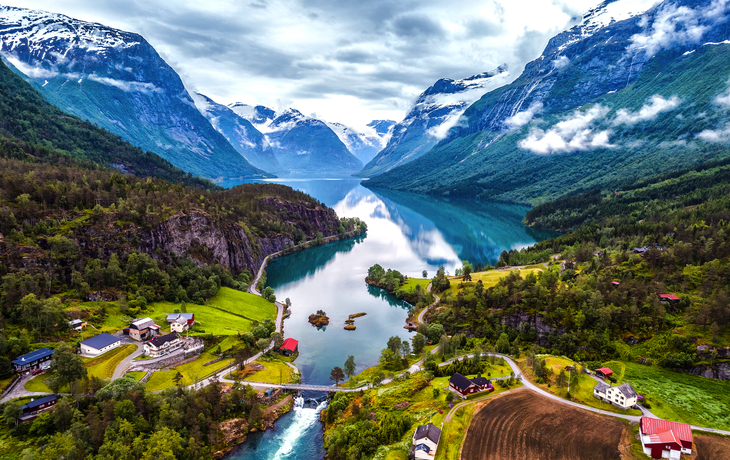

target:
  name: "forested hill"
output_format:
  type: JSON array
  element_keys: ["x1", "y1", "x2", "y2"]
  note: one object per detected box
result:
[{"x1": 0, "y1": 56, "x2": 213, "y2": 189}]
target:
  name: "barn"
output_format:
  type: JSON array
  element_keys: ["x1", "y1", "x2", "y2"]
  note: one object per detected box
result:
[
  {"x1": 595, "y1": 367, "x2": 614, "y2": 379},
  {"x1": 640, "y1": 417, "x2": 693, "y2": 459},
  {"x1": 80, "y1": 333, "x2": 122, "y2": 356}
]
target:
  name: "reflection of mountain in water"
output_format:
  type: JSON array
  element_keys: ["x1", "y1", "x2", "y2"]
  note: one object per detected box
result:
[
  {"x1": 369, "y1": 188, "x2": 557, "y2": 266},
  {"x1": 266, "y1": 234, "x2": 366, "y2": 288},
  {"x1": 217, "y1": 178, "x2": 360, "y2": 208}
]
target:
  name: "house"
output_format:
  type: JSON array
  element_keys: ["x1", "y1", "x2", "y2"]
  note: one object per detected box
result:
[
  {"x1": 448, "y1": 372, "x2": 494, "y2": 398},
  {"x1": 640, "y1": 417, "x2": 693, "y2": 459},
  {"x1": 166, "y1": 312, "x2": 194, "y2": 332},
  {"x1": 593, "y1": 382, "x2": 638, "y2": 410},
  {"x1": 18, "y1": 395, "x2": 58, "y2": 423},
  {"x1": 279, "y1": 338, "x2": 299, "y2": 356},
  {"x1": 79, "y1": 333, "x2": 122, "y2": 356},
  {"x1": 144, "y1": 332, "x2": 183, "y2": 357},
  {"x1": 12, "y1": 348, "x2": 54, "y2": 373},
  {"x1": 68, "y1": 319, "x2": 87, "y2": 331},
  {"x1": 128, "y1": 317, "x2": 161, "y2": 342},
  {"x1": 409, "y1": 423, "x2": 441, "y2": 460},
  {"x1": 657, "y1": 294, "x2": 680, "y2": 304},
  {"x1": 595, "y1": 367, "x2": 614, "y2": 379}
]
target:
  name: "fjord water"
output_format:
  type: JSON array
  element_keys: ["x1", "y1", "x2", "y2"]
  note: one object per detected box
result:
[{"x1": 227, "y1": 178, "x2": 554, "y2": 459}]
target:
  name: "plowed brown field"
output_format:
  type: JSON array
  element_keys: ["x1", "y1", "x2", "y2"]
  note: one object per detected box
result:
[
  {"x1": 695, "y1": 434, "x2": 730, "y2": 459},
  {"x1": 461, "y1": 391, "x2": 627, "y2": 460}
]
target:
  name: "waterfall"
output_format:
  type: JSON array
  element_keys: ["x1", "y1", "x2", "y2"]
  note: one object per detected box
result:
[{"x1": 269, "y1": 398, "x2": 328, "y2": 459}]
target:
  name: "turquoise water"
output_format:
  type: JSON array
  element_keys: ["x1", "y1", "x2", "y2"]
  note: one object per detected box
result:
[{"x1": 226, "y1": 179, "x2": 555, "y2": 459}]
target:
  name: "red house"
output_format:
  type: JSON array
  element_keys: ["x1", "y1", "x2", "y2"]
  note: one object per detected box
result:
[
  {"x1": 595, "y1": 367, "x2": 614, "y2": 379},
  {"x1": 448, "y1": 373, "x2": 494, "y2": 398},
  {"x1": 279, "y1": 338, "x2": 299, "y2": 356},
  {"x1": 657, "y1": 294, "x2": 680, "y2": 303},
  {"x1": 640, "y1": 417, "x2": 693, "y2": 459}
]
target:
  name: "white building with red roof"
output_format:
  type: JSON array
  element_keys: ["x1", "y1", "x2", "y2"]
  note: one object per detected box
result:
[{"x1": 640, "y1": 417, "x2": 693, "y2": 459}]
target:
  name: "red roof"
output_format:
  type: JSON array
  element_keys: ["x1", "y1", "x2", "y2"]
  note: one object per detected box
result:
[
  {"x1": 596, "y1": 367, "x2": 613, "y2": 377},
  {"x1": 611, "y1": 281, "x2": 620, "y2": 286},
  {"x1": 658, "y1": 294, "x2": 680, "y2": 301},
  {"x1": 641, "y1": 417, "x2": 693, "y2": 446},
  {"x1": 645, "y1": 430, "x2": 680, "y2": 446},
  {"x1": 280, "y1": 338, "x2": 299, "y2": 352}
]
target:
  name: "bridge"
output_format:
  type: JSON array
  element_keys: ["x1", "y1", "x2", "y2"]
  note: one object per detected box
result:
[{"x1": 222, "y1": 379, "x2": 371, "y2": 393}]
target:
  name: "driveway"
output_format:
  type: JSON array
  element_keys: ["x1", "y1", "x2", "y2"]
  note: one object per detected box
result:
[{"x1": 112, "y1": 341, "x2": 145, "y2": 380}]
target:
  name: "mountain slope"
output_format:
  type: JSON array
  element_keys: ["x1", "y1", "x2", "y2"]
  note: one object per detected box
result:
[
  {"x1": 0, "y1": 5, "x2": 269, "y2": 180},
  {"x1": 325, "y1": 121, "x2": 393, "y2": 164},
  {"x1": 193, "y1": 93, "x2": 279, "y2": 173},
  {"x1": 230, "y1": 104, "x2": 363, "y2": 175},
  {"x1": 0, "y1": 54, "x2": 213, "y2": 188},
  {"x1": 366, "y1": 0, "x2": 730, "y2": 204},
  {"x1": 357, "y1": 66, "x2": 510, "y2": 178}
]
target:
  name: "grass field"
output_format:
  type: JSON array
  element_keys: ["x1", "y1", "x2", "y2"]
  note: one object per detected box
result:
[
  {"x1": 0, "y1": 377, "x2": 13, "y2": 394},
  {"x1": 517, "y1": 355, "x2": 642, "y2": 416},
  {"x1": 231, "y1": 360, "x2": 294, "y2": 384},
  {"x1": 125, "y1": 371, "x2": 146, "y2": 382},
  {"x1": 619, "y1": 361, "x2": 730, "y2": 430},
  {"x1": 402, "y1": 278, "x2": 431, "y2": 293},
  {"x1": 208, "y1": 287, "x2": 276, "y2": 322},
  {"x1": 85, "y1": 344, "x2": 136, "y2": 380},
  {"x1": 436, "y1": 403, "x2": 477, "y2": 460},
  {"x1": 145, "y1": 351, "x2": 234, "y2": 391},
  {"x1": 24, "y1": 372, "x2": 61, "y2": 393},
  {"x1": 444, "y1": 266, "x2": 544, "y2": 296}
]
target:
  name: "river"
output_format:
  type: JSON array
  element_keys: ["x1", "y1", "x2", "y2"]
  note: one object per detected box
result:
[{"x1": 226, "y1": 178, "x2": 555, "y2": 459}]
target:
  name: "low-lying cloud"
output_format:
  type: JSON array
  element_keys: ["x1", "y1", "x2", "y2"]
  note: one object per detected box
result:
[
  {"x1": 519, "y1": 105, "x2": 613, "y2": 154},
  {"x1": 697, "y1": 124, "x2": 730, "y2": 142},
  {"x1": 504, "y1": 101, "x2": 542, "y2": 129},
  {"x1": 628, "y1": 0, "x2": 729, "y2": 58},
  {"x1": 613, "y1": 95, "x2": 681, "y2": 125}
]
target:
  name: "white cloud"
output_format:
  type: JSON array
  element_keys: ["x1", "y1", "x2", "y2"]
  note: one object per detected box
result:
[
  {"x1": 628, "y1": 0, "x2": 729, "y2": 58},
  {"x1": 613, "y1": 95, "x2": 680, "y2": 125},
  {"x1": 552, "y1": 55, "x2": 569, "y2": 69},
  {"x1": 715, "y1": 84, "x2": 730, "y2": 107},
  {"x1": 87, "y1": 74, "x2": 161, "y2": 93},
  {"x1": 504, "y1": 101, "x2": 543, "y2": 129},
  {"x1": 519, "y1": 104, "x2": 613, "y2": 154},
  {"x1": 697, "y1": 124, "x2": 730, "y2": 142}
]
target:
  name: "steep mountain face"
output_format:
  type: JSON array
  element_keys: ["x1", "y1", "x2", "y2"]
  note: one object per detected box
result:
[
  {"x1": 0, "y1": 5, "x2": 269, "y2": 180},
  {"x1": 230, "y1": 104, "x2": 363, "y2": 176},
  {"x1": 367, "y1": 0, "x2": 730, "y2": 204},
  {"x1": 193, "y1": 93, "x2": 279, "y2": 173},
  {"x1": 357, "y1": 66, "x2": 510, "y2": 178},
  {"x1": 325, "y1": 121, "x2": 394, "y2": 164}
]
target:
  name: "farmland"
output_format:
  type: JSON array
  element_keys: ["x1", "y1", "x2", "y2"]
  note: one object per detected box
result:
[
  {"x1": 461, "y1": 391, "x2": 631, "y2": 460},
  {"x1": 694, "y1": 434, "x2": 730, "y2": 459},
  {"x1": 443, "y1": 265, "x2": 544, "y2": 296}
]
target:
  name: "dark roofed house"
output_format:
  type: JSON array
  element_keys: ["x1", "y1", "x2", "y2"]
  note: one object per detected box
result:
[
  {"x1": 19, "y1": 395, "x2": 57, "y2": 423},
  {"x1": 143, "y1": 332, "x2": 183, "y2": 358},
  {"x1": 80, "y1": 333, "x2": 122, "y2": 356},
  {"x1": 409, "y1": 423, "x2": 441, "y2": 460},
  {"x1": 12, "y1": 348, "x2": 54, "y2": 373},
  {"x1": 279, "y1": 338, "x2": 299, "y2": 356},
  {"x1": 448, "y1": 372, "x2": 493, "y2": 398}
]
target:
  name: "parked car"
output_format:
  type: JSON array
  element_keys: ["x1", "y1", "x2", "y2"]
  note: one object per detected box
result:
[{"x1": 32, "y1": 368, "x2": 43, "y2": 375}]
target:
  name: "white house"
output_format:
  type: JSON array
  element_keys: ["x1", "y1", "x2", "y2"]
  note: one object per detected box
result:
[
  {"x1": 409, "y1": 423, "x2": 441, "y2": 460},
  {"x1": 170, "y1": 316, "x2": 190, "y2": 333},
  {"x1": 593, "y1": 381, "x2": 638, "y2": 410},
  {"x1": 143, "y1": 332, "x2": 183, "y2": 358},
  {"x1": 80, "y1": 333, "x2": 122, "y2": 356}
]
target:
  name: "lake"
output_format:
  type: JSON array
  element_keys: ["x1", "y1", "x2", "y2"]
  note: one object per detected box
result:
[{"x1": 227, "y1": 178, "x2": 555, "y2": 459}]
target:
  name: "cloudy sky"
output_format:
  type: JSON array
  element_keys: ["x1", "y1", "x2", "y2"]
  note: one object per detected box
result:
[{"x1": 4, "y1": 0, "x2": 601, "y2": 127}]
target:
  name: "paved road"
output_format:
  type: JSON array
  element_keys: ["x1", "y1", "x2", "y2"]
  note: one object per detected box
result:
[
  {"x1": 112, "y1": 341, "x2": 145, "y2": 380},
  {"x1": 0, "y1": 373, "x2": 49, "y2": 403},
  {"x1": 416, "y1": 285, "x2": 440, "y2": 325}
]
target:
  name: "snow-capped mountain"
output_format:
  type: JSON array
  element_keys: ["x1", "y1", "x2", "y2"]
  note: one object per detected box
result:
[
  {"x1": 367, "y1": 0, "x2": 730, "y2": 203},
  {"x1": 325, "y1": 121, "x2": 394, "y2": 164},
  {"x1": 193, "y1": 94, "x2": 279, "y2": 173},
  {"x1": 0, "y1": 5, "x2": 268, "y2": 180},
  {"x1": 228, "y1": 105, "x2": 363, "y2": 175},
  {"x1": 357, "y1": 65, "x2": 510, "y2": 178}
]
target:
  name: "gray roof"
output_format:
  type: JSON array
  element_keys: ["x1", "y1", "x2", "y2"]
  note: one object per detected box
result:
[
  {"x1": 166, "y1": 313, "x2": 194, "y2": 322},
  {"x1": 615, "y1": 383, "x2": 637, "y2": 399},
  {"x1": 594, "y1": 381, "x2": 610, "y2": 393},
  {"x1": 414, "y1": 423, "x2": 441, "y2": 444},
  {"x1": 68, "y1": 319, "x2": 83, "y2": 325},
  {"x1": 130, "y1": 317, "x2": 156, "y2": 330},
  {"x1": 81, "y1": 333, "x2": 120, "y2": 350}
]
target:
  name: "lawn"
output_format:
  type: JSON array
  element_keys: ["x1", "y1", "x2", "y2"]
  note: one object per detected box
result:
[
  {"x1": 0, "y1": 377, "x2": 14, "y2": 394},
  {"x1": 125, "y1": 371, "x2": 146, "y2": 382},
  {"x1": 402, "y1": 278, "x2": 431, "y2": 293},
  {"x1": 145, "y1": 352, "x2": 234, "y2": 391},
  {"x1": 24, "y1": 373, "x2": 62, "y2": 393},
  {"x1": 85, "y1": 344, "x2": 136, "y2": 380},
  {"x1": 436, "y1": 403, "x2": 476, "y2": 460},
  {"x1": 230, "y1": 360, "x2": 294, "y2": 385},
  {"x1": 516, "y1": 355, "x2": 642, "y2": 416},
  {"x1": 444, "y1": 266, "x2": 544, "y2": 296},
  {"x1": 209, "y1": 287, "x2": 276, "y2": 322},
  {"x1": 619, "y1": 361, "x2": 730, "y2": 430}
]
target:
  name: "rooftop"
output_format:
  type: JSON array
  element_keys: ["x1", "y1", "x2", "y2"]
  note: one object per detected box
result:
[
  {"x1": 81, "y1": 333, "x2": 120, "y2": 350},
  {"x1": 414, "y1": 423, "x2": 441, "y2": 444},
  {"x1": 12, "y1": 348, "x2": 54, "y2": 365},
  {"x1": 449, "y1": 372, "x2": 474, "y2": 392},
  {"x1": 280, "y1": 338, "x2": 299, "y2": 352},
  {"x1": 148, "y1": 332, "x2": 180, "y2": 348},
  {"x1": 130, "y1": 317, "x2": 157, "y2": 330},
  {"x1": 594, "y1": 381, "x2": 610, "y2": 393},
  {"x1": 22, "y1": 395, "x2": 57, "y2": 411},
  {"x1": 641, "y1": 417, "x2": 693, "y2": 444},
  {"x1": 615, "y1": 382, "x2": 638, "y2": 399},
  {"x1": 166, "y1": 312, "x2": 194, "y2": 322}
]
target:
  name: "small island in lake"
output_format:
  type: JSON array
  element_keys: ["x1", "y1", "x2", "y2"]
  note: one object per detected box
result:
[
  {"x1": 349, "y1": 312, "x2": 367, "y2": 319},
  {"x1": 344, "y1": 324, "x2": 356, "y2": 331},
  {"x1": 308, "y1": 309, "x2": 330, "y2": 327}
]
